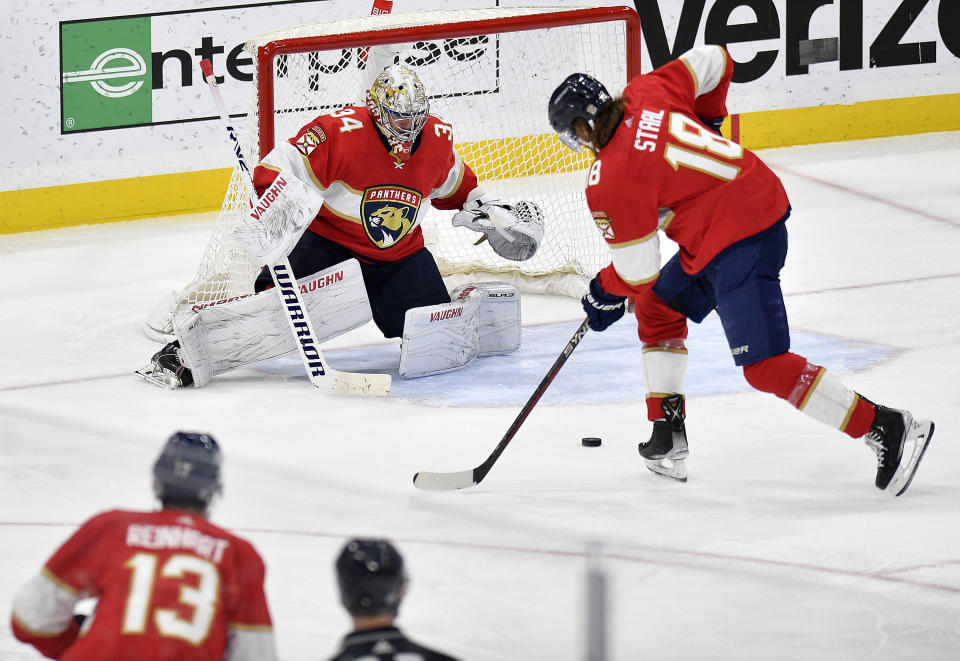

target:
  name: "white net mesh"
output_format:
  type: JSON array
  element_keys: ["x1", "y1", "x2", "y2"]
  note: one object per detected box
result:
[{"x1": 146, "y1": 6, "x2": 634, "y2": 337}]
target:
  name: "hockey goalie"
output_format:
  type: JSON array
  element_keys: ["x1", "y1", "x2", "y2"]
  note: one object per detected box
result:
[{"x1": 137, "y1": 64, "x2": 544, "y2": 389}]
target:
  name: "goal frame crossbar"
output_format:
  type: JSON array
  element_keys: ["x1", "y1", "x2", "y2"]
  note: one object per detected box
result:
[
  {"x1": 253, "y1": 6, "x2": 642, "y2": 160},
  {"x1": 144, "y1": 6, "x2": 643, "y2": 339}
]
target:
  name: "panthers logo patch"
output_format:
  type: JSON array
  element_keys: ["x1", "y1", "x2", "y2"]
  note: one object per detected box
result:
[
  {"x1": 361, "y1": 185, "x2": 423, "y2": 249},
  {"x1": 294, "y1": 127, "x2": 326, "y2": 156},
  {"x1": 592, "y1": 210, "x2": 615, "y2": 240}
]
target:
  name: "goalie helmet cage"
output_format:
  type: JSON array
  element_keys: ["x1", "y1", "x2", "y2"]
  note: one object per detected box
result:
[{"x1": 144, "y1": 5, "x2": 641, "y2": 340}]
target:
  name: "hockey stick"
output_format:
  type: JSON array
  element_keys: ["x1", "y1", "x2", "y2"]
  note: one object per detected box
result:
[
  {"x1": 413, "y1": 318, "x2": 591, "y2": 490},
  {"x1": 199, "y1": 59, "x2": 390, "y2": 396},
  {"x1": 360, "y1": 0, "x2": 393, "y2": 64}
]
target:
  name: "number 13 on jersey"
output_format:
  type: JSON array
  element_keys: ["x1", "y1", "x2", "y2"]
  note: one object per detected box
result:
[{"x1": 122, "y1": 552, "x2": 220, "y2": 645}]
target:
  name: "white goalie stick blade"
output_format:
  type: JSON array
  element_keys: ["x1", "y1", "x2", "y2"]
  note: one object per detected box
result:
[
  {"x1": 413, "y1": 469, "x2": 476, "y2": 491},
  {"x1": 333, "y1": 372, "x2": 391, "y2": 397},
  {"x1": 644, "y1": 457, "x2": 688, "y2": 482}
]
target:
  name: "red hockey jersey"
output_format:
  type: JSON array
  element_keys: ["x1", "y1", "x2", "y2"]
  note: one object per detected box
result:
[
  {"x1": 253, "y1": 107, "x2": 479, "y2": 263},
  {"x1": 11, "y1": 509, "x2": 276, "y2": 661},
  {"x1": 586, "y1": 46, "x2": 791, "y2": 298}
]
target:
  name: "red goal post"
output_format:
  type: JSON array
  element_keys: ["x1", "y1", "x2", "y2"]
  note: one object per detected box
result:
[{"x1": 144, "y1": 6, "x2": 641, "y2": 340}]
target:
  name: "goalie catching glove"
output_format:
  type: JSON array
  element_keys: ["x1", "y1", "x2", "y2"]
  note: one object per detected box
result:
[{"x1": 451, "y1": 193, "x2": 544, "y2": 261}]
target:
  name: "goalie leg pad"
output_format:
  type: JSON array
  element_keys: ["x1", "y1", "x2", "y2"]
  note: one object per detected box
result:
[
  {"x1": 172, "y1": 259, "x2": 371, "y2": 384},
  {"x1": 451, "y1": 282, "x2": 521, "y2": 356},
  {"x1": 399, "y1": 288, "x2": 481, "y2": 378}
]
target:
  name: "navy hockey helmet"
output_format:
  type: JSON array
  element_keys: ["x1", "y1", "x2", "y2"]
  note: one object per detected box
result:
[
  {"x1": 152, "y1": 431, "x2": 223, "y2": 508},
  {"x1": 548, "y1": 73, "x2": 612, "y2": 151},
  {"x1": 336, "y1": 538, "x2": 408, "y2": 616}
]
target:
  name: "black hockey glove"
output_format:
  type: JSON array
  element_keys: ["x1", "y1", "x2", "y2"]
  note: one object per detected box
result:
[
  {"x1": 582, "y1": 276, "x2": 626, "y2": 331},
  {"x1": 698, "y1": 115, "x2": 724, "y2": 136}
]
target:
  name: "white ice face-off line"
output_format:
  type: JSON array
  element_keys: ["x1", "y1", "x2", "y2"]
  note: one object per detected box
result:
[{"x1": 198, "y1": 58, "x2": 390, "y2": 397}]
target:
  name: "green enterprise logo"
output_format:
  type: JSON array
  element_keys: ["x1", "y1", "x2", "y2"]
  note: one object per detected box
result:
[{"x1": 60, "y1": 17, "x2": 152, "y2": 132}]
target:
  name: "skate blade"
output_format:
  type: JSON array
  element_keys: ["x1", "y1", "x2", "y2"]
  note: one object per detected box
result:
[
  {"x1": 644, "y1": 457, "x2": 688, "y2": 482},
  {"x1": 134, "y1": 364, "x2": 180, "y2": 389},
  {"x1": 888, "y1": 419, "x2": 934, "y2": 497}
]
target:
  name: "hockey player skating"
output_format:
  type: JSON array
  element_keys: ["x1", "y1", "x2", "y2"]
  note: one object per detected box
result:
[
  {"x1": 10, "y1": 432, "x2": 278, "y2": 660},
  {"x1": 139, "y1": 64, "x2": 544, "y2": 388},
  {"x1": 328, "y1": 538, "x2": 460, "y2": 661},
  {"x1": 547, "y1": 45, "x2": 934, "y2": 495}
]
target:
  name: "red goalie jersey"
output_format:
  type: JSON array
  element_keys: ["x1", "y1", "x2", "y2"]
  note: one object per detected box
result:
[
  {"x1": 11, "y1": 509, "x2": 276, "y2": 661},
  {"x1": 588, "y1": 46, "x2": 791, "y2": 297},
  {"x1": 252, "y1": 107, "x2": 479, "y2": 263}
]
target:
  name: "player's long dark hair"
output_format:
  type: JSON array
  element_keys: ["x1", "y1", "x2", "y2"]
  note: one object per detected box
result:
[{"x1": 574, "y1": 96, "x2": 625, "y2": 154}]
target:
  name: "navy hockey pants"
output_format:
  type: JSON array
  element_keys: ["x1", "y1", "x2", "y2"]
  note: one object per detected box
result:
[{"x1": 651, "y1": 213, "x2": 792, "y2": 367}]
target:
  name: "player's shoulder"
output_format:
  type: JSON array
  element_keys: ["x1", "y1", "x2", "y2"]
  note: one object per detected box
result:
[
  {"x1": 422, "y1": 114, "x2": 456, "y2": 141},
  {"x1": 624, "y1": 59, "x2": 694, "y2": 109},
  {"x1": 200, "y1": 518, "x2": 265, "y2": 562},
  {"x1": 81, "y1": 508, "x2": 146, "y2": 530},
  {"x1": 291, "y1": 105, "x2": 369, "y2": 147},
  {"x1": 396, "y1": 629, "x2": 459, "y2": 661},
  {"x1": 587, "y1": 150, "x2": 631, "y2": 196},
  {"x1": 409, "y1": 641, "x2": 460, "y2": 661},
  {"x1": 424, "y1": 113, "x2": 454, "y2": 129},
  {"x1": 56, "y1": 509, "x2": 153, "y2": 548},
  {"x1": 314, "y1": 105, "x2": 368, "y2": 125}
]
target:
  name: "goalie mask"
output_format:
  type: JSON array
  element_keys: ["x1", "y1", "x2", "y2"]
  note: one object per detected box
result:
[
  {"x1": 548, "y1": 73, "x2": 612, "y2": 152},
  {"x1": 366, "y1": 65, "x2": 429, "y2": 158}
]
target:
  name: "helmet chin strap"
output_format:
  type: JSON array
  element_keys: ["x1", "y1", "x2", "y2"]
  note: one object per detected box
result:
[{"x1": 373, "y1": 121, "x2": 414, "y2": 161}]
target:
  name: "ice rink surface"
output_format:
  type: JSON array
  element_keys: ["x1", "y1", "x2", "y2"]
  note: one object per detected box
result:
[{"x1": 2, "y1": 132, "x2": 959, "y2": 660}]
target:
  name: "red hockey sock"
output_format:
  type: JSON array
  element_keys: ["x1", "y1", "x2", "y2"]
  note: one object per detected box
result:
[
  {"x1": 743, "y1": 352, "x2": 877, "y2": 437},
  {"x1": 742, "y1": 352, "x2": 809, "y2": 400},
  {"x1": 843, "y1": 396, "x2": 876, "y2": 438},
  {"x1": 646, "y1": 394, "x2": 686, "y2": 421}
]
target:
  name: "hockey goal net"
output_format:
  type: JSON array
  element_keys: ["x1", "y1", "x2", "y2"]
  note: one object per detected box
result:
[{"x1": 145, "y1": 5, "x2": 641, "y2": 339}]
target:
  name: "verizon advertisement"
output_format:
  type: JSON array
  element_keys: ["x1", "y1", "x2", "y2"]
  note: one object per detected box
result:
[
  {"x1": 2, "y1": 0, "x2": 956, "y2": 192},
  {"x1": 635, "y1": 0, "x2": 959, "y2": 112}
]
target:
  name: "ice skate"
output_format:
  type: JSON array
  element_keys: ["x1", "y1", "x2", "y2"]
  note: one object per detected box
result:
[
  {"x1": 863, "y1": 403, "x2": 934, "y2": 497},
  {"x1": 135, "y1": 341, "x2": 194, "y2": 389},
  {"x1": 639, "y1": 394, "x2": 689, "y2": 482}
]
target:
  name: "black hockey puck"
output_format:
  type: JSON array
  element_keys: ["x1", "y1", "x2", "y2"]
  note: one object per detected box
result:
[{"x1": 581, "y1": 437, "x2": 602, "y2": 447}]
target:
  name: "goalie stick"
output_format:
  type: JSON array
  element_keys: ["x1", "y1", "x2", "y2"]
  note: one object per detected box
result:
[
  {"x1": 413, "y1": 318, "x2": 591, "y2": 490},
  {"x1": 198, "y1": 59, "x2": 390, "y2": 396}
]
